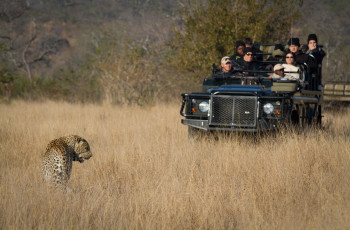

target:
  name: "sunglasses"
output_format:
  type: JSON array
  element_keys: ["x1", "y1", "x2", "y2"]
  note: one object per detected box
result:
[
  {"x1": 245, "y1": 53, "x2": 253, "y2": 56},
  {"x1": 286, "y1": 56, "x2": 294, "y2": 58}
]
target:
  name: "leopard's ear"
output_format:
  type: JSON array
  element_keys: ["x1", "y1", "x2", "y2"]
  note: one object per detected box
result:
[{"x1": 77, "y1": 136, "x2": 82, "y2": 142}]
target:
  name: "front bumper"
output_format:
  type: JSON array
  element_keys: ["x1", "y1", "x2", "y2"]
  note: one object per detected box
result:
[{"x1": 181, "y1": 118, "x2": 284, "y2": 132}]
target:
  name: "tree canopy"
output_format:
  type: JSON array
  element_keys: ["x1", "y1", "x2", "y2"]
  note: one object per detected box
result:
[{"x1": 171, "y1": 0, "x2": 303, "y2": 76}]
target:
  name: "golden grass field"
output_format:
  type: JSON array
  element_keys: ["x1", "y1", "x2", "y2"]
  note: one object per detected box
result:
[{"x1": 0, "y1": 100, "x2": 349, "y2": 229}]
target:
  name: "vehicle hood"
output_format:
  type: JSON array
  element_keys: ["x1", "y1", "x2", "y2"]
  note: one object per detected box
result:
[{"x1": 209, "y1": 85, "x2": 271, "y2": 94}]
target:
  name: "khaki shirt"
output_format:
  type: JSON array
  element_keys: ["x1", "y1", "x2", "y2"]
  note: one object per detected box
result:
[
  {"x1": 271, "y1": 73, "x2": 282, "y2": 79},
  {"x1": 282, "y1": 64, "x2": 300, "y2": 80}
]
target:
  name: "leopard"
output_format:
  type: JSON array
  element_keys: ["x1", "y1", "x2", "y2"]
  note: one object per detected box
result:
[{"x1": 42, "y1": 135, "x2": 92, "y2": 188}]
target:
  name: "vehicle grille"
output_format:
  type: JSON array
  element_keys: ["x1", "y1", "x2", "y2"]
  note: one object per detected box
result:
[{"x1": 209, "y1": 95, "x2": 257, "y2": 127}]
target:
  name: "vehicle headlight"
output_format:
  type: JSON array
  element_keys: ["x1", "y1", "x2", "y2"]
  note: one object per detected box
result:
[
  {"x1": 198, "y1": 101, "x2": 209, "y2": 112},
  {"x1": 263, "y1": 103, "x2": 274, "y2": 114}
]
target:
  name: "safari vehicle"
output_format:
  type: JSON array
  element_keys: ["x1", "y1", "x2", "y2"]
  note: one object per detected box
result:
[{"x1": 180, "y1": 44, "x2": 323, "y2": 136}]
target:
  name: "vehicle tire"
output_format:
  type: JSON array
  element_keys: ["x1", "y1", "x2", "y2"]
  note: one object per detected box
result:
[
  {"x1": 306, "y1": 107, "x2": 314, "y2": 125},
  {"x1": 291, "y1": 110, "x2": 299, "y2": 126},
  {"x1": 301, "y1": 106, "x2": 306, "y2": 127}
]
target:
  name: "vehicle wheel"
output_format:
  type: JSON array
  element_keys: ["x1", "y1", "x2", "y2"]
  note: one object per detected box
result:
[
  {"x1": 301, "y1": 106, "x2": 306, "y2": 127},
  {"x1": 306, "y1": 107, "x2": 314, "y2": 125},
  {"x1": 291, "y1": 110, "x2": 299, "y2": 126}
]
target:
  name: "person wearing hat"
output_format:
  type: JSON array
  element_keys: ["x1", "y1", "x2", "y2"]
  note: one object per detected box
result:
[
  {"x1": 305, "y1": 34, "x2": 326, "y2": 89},
  {"x1": 265, "y1": 44, "x2": 286, "y2": 70},
  {"x1": 271, "y1": 64, "x2": 284, "y2": 79},
  {"x1": 232, "y1": 47, "x2": 258, "y2": 75},
  {"x1": 220, "y1": 56, "x2": 233, "y2": 74},
  {"x1": 306, "y1": 34, "x2": 326, "y2": 65},
  {"x1": 287, "y1": 37, "x2": 317, "y2": 73},
  {"x1": 230, "y1": 40, "x2": 245, "y2": 61},
  {"x1": 271, "y1": 44, "x2": 286, "y2": 60}
]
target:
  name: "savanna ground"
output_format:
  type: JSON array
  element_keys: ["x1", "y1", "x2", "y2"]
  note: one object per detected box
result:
[{"x1": 0, "y1": 101, "x2": 349, "y2": 229}]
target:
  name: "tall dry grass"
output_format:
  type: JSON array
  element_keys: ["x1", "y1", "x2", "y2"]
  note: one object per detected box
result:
[{"x1": 0, "y1": 101, "x2": 349, "y2": 229}]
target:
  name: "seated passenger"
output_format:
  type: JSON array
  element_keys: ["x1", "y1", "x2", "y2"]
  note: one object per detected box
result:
[
  {"x1": 265, "y1": 44, "x2": 285, "y2": 70},
  {"x1": 232, "y1": 47, "x2": 258, "y2": 75},
  {"x1": 244, "y1": 37, "x2": 253, "y2": 48},
  {"x1": 267, "y1": 44, "x2": 285, "y2": 61},
  {"x1": 306, "y1": 34, "x2": 326, "y2": 65},
  {"x1": 282, "y1": 51, "x2": 301, "y2": 80},
  {"x1": 220, "y1": 56, "x2": 233, "y2": 74},
  {"x1": 244, "y1": 37, "x2": 263, "y2": 61},
  {"x1": 230, "y1": 40, "x2": 245, "y2": 61},
  {"x1": 288, "y1": 37, "x2": 316, "y2": 72},
  {"x1": 271, "y1": 64, "x2": 284, "y2": 79}
]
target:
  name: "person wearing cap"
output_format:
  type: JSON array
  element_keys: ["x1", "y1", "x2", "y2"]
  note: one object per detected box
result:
[
  {"x1": 282, "y1": 51, "x2": 301, "y2": 80},
  {"x1": 265, "y1": 44, "x2": 286, "y2": 70},
  {"x1": 230, "y1": 40, "x2": 245, "y2": 61},
  {"x1": 231, "y1": 47, "x2": 258, "y2": 75},
  {"x1": 287, "y1": 37, "x2": 316, "y2": 72},
  {"x1": 220, "y1": 56, "x2": 233, "y2": 74},
  {"x1": 306, "y1": 34, "x2": 326, "y2": 65},
  {"x1": 271, "y1": 64, "x2": 284, "y2": 79},
  {"x1": 267, "y1": 44, "x2": 285, "y2": 61}
]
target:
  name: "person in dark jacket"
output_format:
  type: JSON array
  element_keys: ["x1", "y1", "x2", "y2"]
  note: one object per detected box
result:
[
  {"x1": 244, "y1": 37, "x2": 263, "y2": 61},
  {"x1": 305, "y1": 34, "x2": 326, "y2": 89},
  {"x1": 230, "y1": 40, "x2": 245, "y2": 61},
  {"x1": 306, "y1": 34, "x2": 326, "y2": 65},
  {"x1": 287, "y1": 37, "x2": 317, "y2": 72},
  {"x1": 232, "y1": 47, "x2": 258, "y2": 75}
]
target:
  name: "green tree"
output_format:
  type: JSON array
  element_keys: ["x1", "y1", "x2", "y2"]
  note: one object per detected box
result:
[{"x1": 171, "y1": 0, "x2": 303, "y2": 76}]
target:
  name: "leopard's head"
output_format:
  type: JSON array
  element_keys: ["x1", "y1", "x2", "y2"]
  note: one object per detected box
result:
[{"x1": 74, "y1": 137, "x2": 92, "y2": 163}]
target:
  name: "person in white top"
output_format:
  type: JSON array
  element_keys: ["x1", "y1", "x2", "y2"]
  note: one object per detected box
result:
[
  {"x1": 271, "y1": 64, "x2": 284, "y2": 79},
  {"x1": 282, "y1": 51, "x2": 300, "y2": 80}
]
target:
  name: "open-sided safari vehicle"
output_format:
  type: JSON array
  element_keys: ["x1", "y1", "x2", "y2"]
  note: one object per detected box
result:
[{"x1": 180, "y1": 44, "x2": 323, "y2": 137}]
